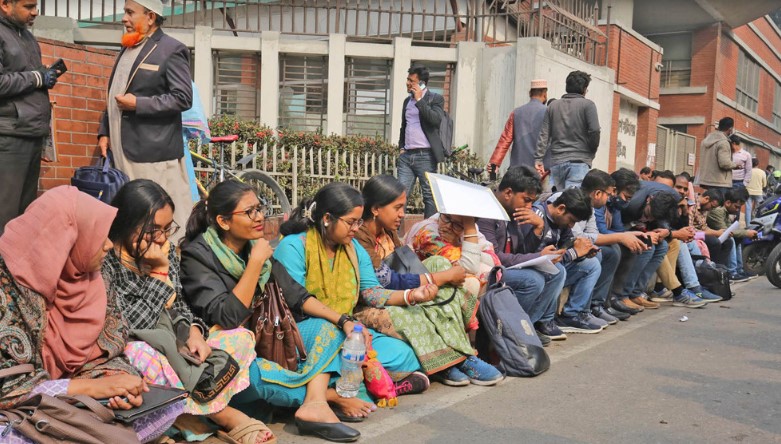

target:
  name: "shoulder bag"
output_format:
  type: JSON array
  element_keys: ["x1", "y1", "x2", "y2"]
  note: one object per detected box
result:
[
  {"x1": 251, "y1": 281, "x2": 308, "y2": 371},
  {"x1": 71, "y1": 152, "x2": 129, "y2": 203}
]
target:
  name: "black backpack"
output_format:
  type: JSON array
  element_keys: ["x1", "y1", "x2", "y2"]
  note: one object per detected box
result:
[
  {"x1": 475, "y1": 267, "x2": 550, "y2": 377},
  {"x1": 693, "y1": 258, "x2": 732, "y2": 301}
]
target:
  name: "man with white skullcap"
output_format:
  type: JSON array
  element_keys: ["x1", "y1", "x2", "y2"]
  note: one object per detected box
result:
[
  {"x1": 97, "y1": 0, "x2": 195, "y2": 243},
  {"x1": 488, "y1": 79, "x2": 550, "y2": 179}
]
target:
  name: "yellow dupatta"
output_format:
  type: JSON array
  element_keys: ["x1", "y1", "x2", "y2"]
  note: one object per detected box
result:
[{"x1": 304, "y1": 227, "x2": 361, "y2": 315}]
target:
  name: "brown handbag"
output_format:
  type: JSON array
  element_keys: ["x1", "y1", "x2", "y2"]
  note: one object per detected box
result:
[
  {"x1": 250, "y1": 281, "x2": 308, "y2": 371},
  {"x1": 0, "y1": 366, "x2": 139, "y2": 444}
]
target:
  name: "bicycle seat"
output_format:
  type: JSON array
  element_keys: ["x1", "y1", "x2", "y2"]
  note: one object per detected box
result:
[
  {"x1": 211, "y1": 135, "x2": 239, "y2": 143},
  {"x1": 467, "y1": 167, "x2": 484, "y2": 176}
]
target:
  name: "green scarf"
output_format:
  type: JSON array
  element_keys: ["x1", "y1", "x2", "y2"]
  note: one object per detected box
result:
[
  {"x1": 203, "y1": 226, "x2": 272, "y2": 300},
  {"x1": 304, "y1": 227, "x2": 360, "y2": 315}
]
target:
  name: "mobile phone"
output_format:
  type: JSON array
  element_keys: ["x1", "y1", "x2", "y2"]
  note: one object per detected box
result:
[
  {"x1": 50, "y1": 58, "x2": 68, "y2": 77},
  {"x1": 180, "y1": 349, "x2": 203, "y2": 366},
  {"x1": 641, "y1": 236, "x2": 653, "y2": 247},
  {"x1": 418, "y1": 81, "x2": 426, "y2": 90}
]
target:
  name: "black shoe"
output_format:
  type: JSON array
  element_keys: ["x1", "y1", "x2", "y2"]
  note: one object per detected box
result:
[
  {"x1": 334, "y1": 409, "x2": 365, "y2": 423},
  {"x1": 295, "y1": 418, "x2": 361, "y2": 442},
  {"x1": 537, "y1": 332, "x2": 551, "y2": 347},
  {"x1": 610, "y1": 297, "x2": 641, "y2": 315},
  {"x1": 605, "y1": 306, "x2": 631, "y2": 321},
  {"x1": 534, "y1": 320, "x2": 567, "y2": 340}
]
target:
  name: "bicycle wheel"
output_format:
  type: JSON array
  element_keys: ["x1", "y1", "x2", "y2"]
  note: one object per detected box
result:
[{"x1": 237, "y1": 169, "x2": 292, "y2": 219}]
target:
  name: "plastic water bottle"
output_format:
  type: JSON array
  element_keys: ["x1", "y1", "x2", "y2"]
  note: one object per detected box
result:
[{"x1": 335, "y1": 325, "x2": 366, "y2": 398}]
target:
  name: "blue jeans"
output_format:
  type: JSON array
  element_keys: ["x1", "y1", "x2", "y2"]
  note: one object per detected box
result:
[
  {"x1": 397, "y1": 149, "x2": 438, "y2": 218},
  {"x1": 592, "y1": 244, "x2": 620, "y2": 307},
  {"x1": 502, "y1": 267, "x2": 565, "y2": 324},
  {"x1": 728, "y1": 239, "x2": 745, "y2": 273},
  {"x1": 677, "y1": 243, "x2": 699, "y2": 289},
  {"x1": 619, "y1": 241, "x2": 668, "y2": 297},
  {"x1": 550, "y1": 161, "x2": 590, "y2": 191},
  {"x1": 561, "y1": 258, "x2": 600, "y2": 317},
  {"x1": 746, "y1": 195, "x2": 762, "y2": 223}
]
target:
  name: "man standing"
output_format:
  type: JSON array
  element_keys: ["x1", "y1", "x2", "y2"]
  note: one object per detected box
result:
[
  {"x1": 98, "y1": 0, "x2": 193, "y2": 241},
  {"x1": 0, "y1": 0, "x2": 59, "y2": 233},
  {"x1": 697, "y1": 117, "x2": 740, "y2": 196},
  {"x1": 534, "y1": 70, "x2": 600, "y2": 191},
  {"x1": 487, "y1": 79, "x2": 548, "y2": 173},
  {"x1": 729, "y1": 135, "x2": 752, "y2": 189},
  {"x1": 745, "y1": 158, "x2": 766, "y2": 223},
  {"x1": 397, "y1": 64, "x2": 445, "y2": 218}
]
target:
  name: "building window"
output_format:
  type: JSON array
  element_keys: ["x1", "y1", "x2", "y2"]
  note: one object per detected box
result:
[
  {"x1": 736, "y1": 50, "x2": 760, "y2": 113},
  {"x1": 648, "y1": 33, "x2": 691, "y2": 88},
  {"x1": 411, "y1": 61, "x2": 456, "y2": 113},
  {"x1": 213, "y1": 51, "x2": 261, "y2": 119},
  {"x1": 279, "y1": 54, "x2": 328, "y2": 133},
  {"x1": 774, "y1": 82, "x2": 781, "y2": 128},
  {"x1": 343, "y1": 57, "x2": 391, "y2": 139}
]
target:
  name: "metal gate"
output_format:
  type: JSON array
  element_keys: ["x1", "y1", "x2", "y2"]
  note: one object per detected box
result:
[
  {"x1": 656, "y1": 125, "x2": 696, "y2": 175},
  {"x1": 279, "y1": 54, "x2": 328, "y2": 133}
]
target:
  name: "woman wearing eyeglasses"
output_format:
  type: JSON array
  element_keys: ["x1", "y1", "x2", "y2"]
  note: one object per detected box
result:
[{"x1": 102, "y1": 180, "x2": 272, "y2": 444}]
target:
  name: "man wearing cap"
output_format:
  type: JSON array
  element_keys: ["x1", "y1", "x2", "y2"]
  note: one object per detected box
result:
[
  {"x1": 97, "y1": 0, "x2": 193, "y2": 240},
  {"x1": 487, "y1": 79, "x2": 549, "y2": 177},
  {"x1": 696, "y1": 117, "x2": 741, "y2": 197}
]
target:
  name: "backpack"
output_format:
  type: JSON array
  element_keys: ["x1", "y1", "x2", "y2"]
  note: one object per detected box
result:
[
  {"x1": 694, "y1": 260, "x2": 732, "y2": 301},
  {"x1": 440, "y1": 110, "x2": 454, "y2": 157},
  {"x1": 475, "y1": 267, "x2": 550, "y2": 377}
]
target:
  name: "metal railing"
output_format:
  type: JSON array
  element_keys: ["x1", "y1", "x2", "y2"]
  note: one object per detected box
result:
[{"x1": 42, "y1": 0, "x2": 608, "y2": 65}]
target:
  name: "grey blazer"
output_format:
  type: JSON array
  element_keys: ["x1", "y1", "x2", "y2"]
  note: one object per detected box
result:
[
  {"x1": 398, "y1": 90, "x2": 446, "y2": 163},
  {"x1": 99, "y1": 28, "x2": 193, "y2": 163}
]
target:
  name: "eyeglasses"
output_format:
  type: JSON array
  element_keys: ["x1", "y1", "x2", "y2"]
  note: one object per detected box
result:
[
  {"x1": 337, "y1": 217, "x2": 364, "y2": 230},
  {"x1": 145, "y1": 222, "x2": 180, "y2": 241},
  {"x1": 440, "y1": 214, "x2": 464, "y2": 232},
  {"x1": 229, "y1": 204, "x2": 265, "y2": 220}
]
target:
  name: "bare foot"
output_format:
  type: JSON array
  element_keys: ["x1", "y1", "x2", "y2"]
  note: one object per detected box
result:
[
  {"x1": 330, "y1": 396, "x2": 375, "y2": 418},
  {"x1": 295, "y1": 401, "x2": 339, "y2": 424}
]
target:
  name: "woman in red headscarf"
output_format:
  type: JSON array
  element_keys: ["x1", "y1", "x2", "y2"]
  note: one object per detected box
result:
[{"x1": 0, "y1": 186, "x2": 183, "y2": 443}]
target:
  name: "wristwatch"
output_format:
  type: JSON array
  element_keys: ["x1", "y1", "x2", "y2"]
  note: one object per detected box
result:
[{"x1": 337, "y1": 314, "x2": 352, "y2": 330}]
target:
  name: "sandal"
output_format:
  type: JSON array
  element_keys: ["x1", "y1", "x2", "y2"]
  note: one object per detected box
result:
[
  {"x1": 333, "y1": 409, "x2": 365, "y2": 423},
  {"x1": 215, "y1": 419, "x2": 277, "y2": 444}
]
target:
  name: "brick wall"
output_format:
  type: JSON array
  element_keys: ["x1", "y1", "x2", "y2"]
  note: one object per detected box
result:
[{"x1": 38, "y1": 38, "x2": 117, "y2": 192}]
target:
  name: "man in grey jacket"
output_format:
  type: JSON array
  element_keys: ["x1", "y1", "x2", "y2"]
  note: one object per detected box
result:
[
  {"x1": 534, "y1": 71, "x2": 600, "y2": 191},
  {"x1": 0, "y1": 0, "x2": 60, "y2": 233},
  {"x1": 697, "y1": 117, "x2": 740, "y2": 196}
]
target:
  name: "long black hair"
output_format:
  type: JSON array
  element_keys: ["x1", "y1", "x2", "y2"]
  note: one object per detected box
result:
[
  {"x1": 361, "y1": 175, "x2": 405, "y2": 220},
  {"x1": 109, "y1": 179, "x2": 175, "y2": 258},
  {"x1": 280, "y1": 182, "x2": 364, "y2": 236},
  {"x1": 184, "y1": 180, "x2": 255, "y2": 245}
]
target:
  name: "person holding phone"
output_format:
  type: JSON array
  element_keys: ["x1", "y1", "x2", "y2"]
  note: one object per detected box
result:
[{"x1": 397, "y1": 64, "x2": 446, "y2": 218}]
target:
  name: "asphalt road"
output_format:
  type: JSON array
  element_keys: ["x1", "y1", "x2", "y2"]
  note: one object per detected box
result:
[{"x1": 268, "y1": 277, "x2": 781, "y2": 444}]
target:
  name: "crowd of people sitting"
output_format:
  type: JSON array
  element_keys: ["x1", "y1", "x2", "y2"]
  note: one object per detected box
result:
[{"x1": 0, "y1": 157, "x2": 764, "y2": 443}]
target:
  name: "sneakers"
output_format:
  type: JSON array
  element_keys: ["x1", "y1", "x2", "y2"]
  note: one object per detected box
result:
[
  {"x1": 537, "y1": 332, "x2": 551, "y2": 347},
  {"x1": 555, "y1": 312, "x2": 604, "y2": 334},
  {"x1": 741, "y1": 270, "x2": 759, "y2": 280},
  {"x1": 672, "y1": 289, "x2": 708, "y2": 308},
  {"x1": 534, "y1": 319, "x2": 567, "y2": 340},
  {"x1": 649, "y1": 288, "x2": 674, "y2": 303},
  {"x1": 605, "y1": 306, "x2": 631, "y2": 321},
  {"x1": 729, "y1": 273, "x2": 750, "y2": 283},
  {"x1": 630, "y1": 294, "x2": 660, "y2": 309},
  {"x1": 591, "y1": 306, "x2": 619, "y2": 325},
  {"x1": 585, "y1": 312, "x2": 609, "y2": 329},
  {"x1": 457, "y1": 356, "x2": 504, "y2": 386},
  {"x1": 394, "y1": 371, "x2": 430, "y2": 396},
  {"x1": 433, "y1": 366, "x2": 470, "y2": 387},
  {"x1": 690, "y1": 286, "x2": 723, "y2": 303}
]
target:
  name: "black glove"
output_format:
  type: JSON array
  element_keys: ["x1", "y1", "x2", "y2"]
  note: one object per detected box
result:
[{"x1": 35, "y1": 67, "x2": 58, "y2": 89}]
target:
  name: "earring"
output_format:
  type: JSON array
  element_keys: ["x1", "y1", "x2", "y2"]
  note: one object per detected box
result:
[{"x1": 324, "y1": 222, "x2": 329, "y2": 227}]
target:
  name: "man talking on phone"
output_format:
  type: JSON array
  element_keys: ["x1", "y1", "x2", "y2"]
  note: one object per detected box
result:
[
  {"x1": 397, "y1": 64, "x2": 445, "y2": 218},
  {"x1": 0, "y1": 0, "x2": 61, "y2": 234}
]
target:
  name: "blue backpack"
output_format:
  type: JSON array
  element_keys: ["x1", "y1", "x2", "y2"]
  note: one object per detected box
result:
[{"x1": 476, "y1": 267, "x2": 550, "y2": 377}]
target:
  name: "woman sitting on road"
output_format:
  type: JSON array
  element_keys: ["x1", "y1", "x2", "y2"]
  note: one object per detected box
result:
[
  {"x1": 355, "y1": 175, "x2": 503, "y2": 387},
  {"x1": 0, "y1": 186, "x2": 183, "y2": 443},
  {"x1": 102, "y1": 180, "x2": 271, "y2": 444}
]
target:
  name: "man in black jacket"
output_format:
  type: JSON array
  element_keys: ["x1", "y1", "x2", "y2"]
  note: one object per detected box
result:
[
  {"x1": 0, "y1": 0, "x2": 60, "y2": 233},
  {"x1": 398, "y1": 64, "x2": 445, "y2": 218},
  {"x1": 98, "y1": 0, "x2": 193, "y2": 242}
]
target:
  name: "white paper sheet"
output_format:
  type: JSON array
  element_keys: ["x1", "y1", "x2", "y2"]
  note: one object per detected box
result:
[
  {"x1": 506, "y1": 254, "x2": 561, "y2": 275},
  {"x1": 718, "y1": 221, "x2": 741, "y2": 244},
  {"x1": 426, "y1": 173, "x2": 509, "y2": 221}
]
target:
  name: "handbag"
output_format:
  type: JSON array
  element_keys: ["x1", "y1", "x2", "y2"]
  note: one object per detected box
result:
[
  {"x1": 71, "y1": 152, "x2": 129, "y2": 203},
  {"x1": 383, "y1": 245, "x2": 428, "y2": 275},
  {"x1": 0, "y1": 366, "x2": 139, "y2": 444},
  {"x1": 251, "y1": 281, "x2": 308, "y2": 371}
]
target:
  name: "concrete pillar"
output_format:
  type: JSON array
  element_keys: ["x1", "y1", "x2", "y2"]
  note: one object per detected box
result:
[
  {"x1": 390, "y1": 37, "x2": 412, "y2": 145},
  {"x1": 32, "y1": 16, "x2": 76, "y2": 43},
  {"x1": 452, "y1": 41, "x2": 482, "y2": 157},
  {"x1": 602, "y1": 0, "x2": 633, "y2": 27},
  {"x1": 326, "y1": 34, "x2": 346, "y2": 136},
  {"x1": 193, "y1": 26, "x2": 213, "y2": 118},
  {"x1": 260, "y1": 31, "x2": 280, "y2": 129}
]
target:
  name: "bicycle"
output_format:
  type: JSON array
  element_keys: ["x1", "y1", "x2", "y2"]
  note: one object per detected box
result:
[
  {"x1": 189, "y1": 134, "x2": 292, "y2": 219},
  {"x1": 443, "y1": 144, "x2": 493, "y2": 186}
]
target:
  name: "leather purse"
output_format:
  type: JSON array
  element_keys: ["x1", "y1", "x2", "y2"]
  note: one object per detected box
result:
[
  {"x1": 251, "y1": 281, "x2": 307, "y2": 371},
  {"x1": 0, "y1": 366, "x2": 139, "y2": 444},
  {"x1": 383, "y1": 245, "x2": 428, "y2": 275}
]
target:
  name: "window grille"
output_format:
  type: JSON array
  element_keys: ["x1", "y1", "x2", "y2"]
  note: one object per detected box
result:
[
  {"x1": 213, "y1": 51, "x2": 261, "y2": 119},
  {"x1": 343, "y1": 57, "x2": 391, "y2": 140}
]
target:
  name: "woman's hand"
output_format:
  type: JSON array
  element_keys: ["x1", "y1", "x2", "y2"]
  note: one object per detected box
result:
[
  {"x1": 141, "y1": 240, "x2": 169, "y2": 272},
  {"x1": 187, "y1": 326, "x2": 212, "y2": 361},
  {"x1": 445, "y1": 265, "x2": 466, "y2": 286},
  {"x1": 249, "y1": 238, "x2": 273, "y2": 265},
  {"x1": 343, "y1": 320, "x2": 372, "y2": 349},
  {"x1": 410, "y1": 283, "x2": 439, "y2": 304},
  {"x1": 72, "y1": 374, "x2": 149, "y2": 403}
]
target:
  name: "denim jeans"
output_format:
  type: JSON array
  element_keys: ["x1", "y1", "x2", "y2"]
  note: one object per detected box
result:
[
  {"x1": 550, "y1": 161, "x2": 590, "y2": 191},
  {"x1": 502, "y1": 267, "x2": 565, "y2": 324},
  {"x1": 561, "y1": 257, "x2": 600, "y2": 317},
  {"x1": 704, "y1": 235, "x2": 734, "y2": 269},
  {"x1": 728, "y1": 240, "x2": 744, "y2": 273},
  {"x1": 746, "y1": 195, "x2": 763, "y2": 223},
  {"x1": 633, "y1": 240, "x2": 669, "y2": 296},
  {"x1": 591, "y1": 244, "x2": 620, "y2": 307},
  {"x1": 677, "y1": 243, "x2": 699, "y2": 289},
  {"x1": 610, "y1": 245, "x2": 639, "y2": 298},
  {"x1": 397, "y1": 149, "x2": 438, "y2": 218}
]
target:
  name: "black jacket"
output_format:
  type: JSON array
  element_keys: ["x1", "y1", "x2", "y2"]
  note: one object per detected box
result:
[
  {"x1": 180, "y1": 234, "x2": 313, "y2": 330},
  {"x1": 99, "y1": 27, "x2": 192, "y2": 163},
  {"x1": 477, "y1": 218, "x2": 542, "y2": 267},
  {"x1": 0, "y1": 15, "x2": 50, "y2": 138},
  {"x1": 621, "y1": 181, "x2": 680, "y2": 229},
  {"x1": 398, "y1": 90, "x2": 446, "y2": 163}
]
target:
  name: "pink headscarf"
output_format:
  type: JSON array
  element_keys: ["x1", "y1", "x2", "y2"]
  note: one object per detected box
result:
[{"x1": 0, "y1": 186, "x2": 117, "y2": 378}]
